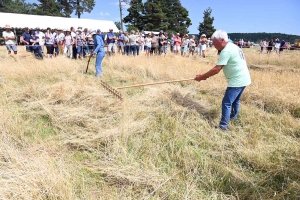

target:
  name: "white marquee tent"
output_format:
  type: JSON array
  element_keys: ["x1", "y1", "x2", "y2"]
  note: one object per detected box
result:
[{"x1": 0, "y1": 12, "x2": 119, "y2": 32}]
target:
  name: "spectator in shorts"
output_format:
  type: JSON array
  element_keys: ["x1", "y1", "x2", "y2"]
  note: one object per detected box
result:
[
  {"x1": 199, "y1": 34, "x2": 207, "y2": 58},
  {"x1": 267, "y1": 39, "x2": 274, "y2": 54},
  {"x1": 20, "y1": 27, "x2": 31, "y2": 52},
  {"x1": 174, "y1": 33, "x2": 181, "y2": 55},
  {"x1": 274, "y1": 38, "x2": 280, "y2": 54},
  {"x1": 117, "y1": 30, "x2": 124, "y2": 54},
  {"x1": 279, "y1": 39, "x2": 286, "y2": 54},
  {"x1": 144, "y1": 33, "x2": 152, "y2": 57},
  {"x1": 2, "y1": 24, "x2": 17, "y2": 55},
  {"x1": 45, "y1": 27, "x2": 55, "y2": 58},
  {"x1": 180, "y1": 34, "x2": 189, "y2": 56},
  {"x1": 189, "y1": 35, "x2": 196, "y2": 56},
  {"x1": 75, "y1": 28, "x2": 85, "y2": 59},
  {"x1": 106, "y1": 28, "x2": 116, "y2": 56}
]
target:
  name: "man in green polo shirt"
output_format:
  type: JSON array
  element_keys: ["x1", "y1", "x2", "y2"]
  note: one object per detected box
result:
[{"x1": 194, "y1": 30, "x2": 251, "y2": 131}]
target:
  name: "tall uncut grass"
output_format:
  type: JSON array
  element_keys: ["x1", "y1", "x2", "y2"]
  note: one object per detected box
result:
[{"x1": 0, "y1": 46, "x2": 299, "y2": 199}]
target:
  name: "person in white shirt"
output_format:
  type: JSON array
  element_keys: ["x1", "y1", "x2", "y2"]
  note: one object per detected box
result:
[
  {"x1": 63, "y1": 30, "x2": 74, "y2": 58},
  {"x1": 2, "y1": 24, "x2": 17, "y2": 54},
  {"x1": 144, "y1": 34, "x2": 152, "y2": 57},
  {"x1": 35, "y1": 27, "x2": 45, "y2": 53}
]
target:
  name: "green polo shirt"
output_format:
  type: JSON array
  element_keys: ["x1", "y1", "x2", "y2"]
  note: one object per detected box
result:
[{"x1": 217, "y1": 42, "x2": 251, "y2": 87}]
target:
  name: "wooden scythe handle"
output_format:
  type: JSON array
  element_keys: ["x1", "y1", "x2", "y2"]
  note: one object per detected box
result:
[
  {"x1": 85, "y1": 53, "x2": 93, "y2": 74},
  {"x1": 115, "y1": 78, "x2": 195, "y2": 89}
]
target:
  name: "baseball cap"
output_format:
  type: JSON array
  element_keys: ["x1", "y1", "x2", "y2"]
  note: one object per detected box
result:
[
  {"x1": 177, "y1": 33, "x2": 180, "y2": 35},
  {"x1": 24, "y1": 27, "x2": 29, "y2": 30},
  {"x1": 97, "y1": 29, "x2": 101, "y2": 32},
  {"x1": 36, "y1": 27, "x2": 40, "y2": 30}
]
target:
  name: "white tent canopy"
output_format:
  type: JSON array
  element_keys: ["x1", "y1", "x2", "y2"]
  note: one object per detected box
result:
[{"x1": 0, "y1": 12, "x2": 119, "y2": 32}]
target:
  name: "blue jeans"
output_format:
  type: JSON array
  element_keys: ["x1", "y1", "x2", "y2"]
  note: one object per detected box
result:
[
  {"x1": 32, "y1": 45, "x2": 43, "y2": 58},
  {"x1": 130, "y1": 45, "x2": 136, "y2": 56},
  {"x1": 95, "y1": 49, "x2": 105, "y2": 77},
  {"x1": 124, "y1": 45, "x2": 130, "y2": 55},
  {"x1": 219, "y1": 87, "x2": 246, "y2": 129}
]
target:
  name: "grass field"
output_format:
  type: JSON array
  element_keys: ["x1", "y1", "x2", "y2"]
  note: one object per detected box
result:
[{"x1": 0, "y1": 46, "x2": 299, "y2": 200}]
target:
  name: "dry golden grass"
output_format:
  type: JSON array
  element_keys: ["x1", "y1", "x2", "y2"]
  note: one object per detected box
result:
[{"x1": 0, "y1": 46, "x2": 299, "y2": 199}]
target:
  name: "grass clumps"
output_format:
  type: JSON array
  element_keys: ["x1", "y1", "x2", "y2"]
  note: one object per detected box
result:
[{"x1": 0, "y1": 46, "x2": 300, "y2": 199}]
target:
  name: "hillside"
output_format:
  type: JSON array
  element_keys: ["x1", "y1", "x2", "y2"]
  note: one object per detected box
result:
[
  {"x1": 227, "y1": 33, "x2": 300, "y2": 43},
  {"x1": 0, "y1": 47, "x2": 300, "y2": 199}
]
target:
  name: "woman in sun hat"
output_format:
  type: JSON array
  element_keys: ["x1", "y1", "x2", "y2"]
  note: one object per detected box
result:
[
  {"x1": 2, "y1": 24, "x2": 18, "y2": 55},
  {"x1": 63, "y1": 30, "x2": 74, "y2": 58},
  {"x1": 92, "y1": 29, "x2": 106, "y2": 77}
]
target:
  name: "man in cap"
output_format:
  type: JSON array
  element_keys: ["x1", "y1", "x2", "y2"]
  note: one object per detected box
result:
[
  {"x1": 20, "y1": 27, "x2": 31, "y2": 52},
  {"x1": 92, "y1": 29, "x2": 106, "y2": 77},
  {"x1": 194, "y1": 30, "x2": 251, "y2": 131},
  {"x1": 106, "y1": 28, "x2": 116, "y2": 56},
  {"x1": 35, "y1": 27, "x2": 45, "y2": 54},
  {"x1": 2, "y1": 24, "x2": 17, "y2": 55}
]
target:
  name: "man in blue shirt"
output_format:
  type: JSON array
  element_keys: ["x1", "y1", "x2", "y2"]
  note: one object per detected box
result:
[
  {"x1": 279, "y1": 39, "x2": 286, "y2": 54},
  {"x1": 106, "y1": 28, "x2": 116, "y2": 56},
  {"x1": 93, "y1": 30, "x2": 106, "y2": 77},
  {"x1": 30, "y1": 32, "x2": 43, "y2": 60},
  {"x1": 20, "y1": 27, "x2": 32, "y2": 52}
]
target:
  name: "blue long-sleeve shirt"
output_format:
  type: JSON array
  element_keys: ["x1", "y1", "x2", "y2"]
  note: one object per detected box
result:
[{"x1": 93, "y1": 34, "x2": 105, "y2": 54}]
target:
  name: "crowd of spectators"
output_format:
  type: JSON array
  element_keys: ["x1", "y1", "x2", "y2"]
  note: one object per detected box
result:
[
  {"x1": 259, "y1": 38, "x2": 286, "y2": 54},
  {"x1": 2, "y1": 24, "x2": 215, "y2": 60}
]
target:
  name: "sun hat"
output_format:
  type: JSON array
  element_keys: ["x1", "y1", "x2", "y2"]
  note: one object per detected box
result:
[
  {"x1": 177, "y1": 33, "x2": 180, "y2": 35},
  {"x1": 76, "y1": 28, "x2": 82, "y2": 32},
  {"x1": 5, "y1": 24, "x2": 11, "y2": 29},
  {"x1": 201, "y1": 34, "x2": 206, "y2": 37},
  {"x1": 90, "y1": 30, "x2": 97, "y2": 35},
  {"x1": 131, "y1": 30, "x2": 135, "y2": 34},
  {"x1": 57, "y1": 28, "x2": 63, "y2": 31}
]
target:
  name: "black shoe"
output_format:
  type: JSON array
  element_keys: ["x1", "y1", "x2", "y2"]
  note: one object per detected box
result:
[{"x1": 215, "y1": 126, "x2": 229, "y2": 131}]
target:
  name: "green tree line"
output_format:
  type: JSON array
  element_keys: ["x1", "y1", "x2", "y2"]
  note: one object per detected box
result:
[
  {"x1": 123, "y1": 0, "x2": 192, "y2": 34},
  {"x1": 0, "y1": 0, "x2": 95, "y2": 18},
  {"x1": 228, "y1": 32, "x2": 300, "y2": 43}
]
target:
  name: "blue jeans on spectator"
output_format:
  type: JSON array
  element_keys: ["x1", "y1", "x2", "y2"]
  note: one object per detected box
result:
[
  {"x1": 219, "y1": 86, "x2": 246, "y2": 129},
  {"x1": 32, "y1": 45, "x2": 43, "y2": 58},
  {"x1": 95, "y1": 48, "x2": 105, "y2": 77},
  {"x1": 130, "y1": 45, "x2": 136, "y2": 56},
  {"x1": 124, "y1": 45, "x2": 130, "y2": 55},
  {"x1": 77, "y1": 46, "x2": 83, "y2": 55}
]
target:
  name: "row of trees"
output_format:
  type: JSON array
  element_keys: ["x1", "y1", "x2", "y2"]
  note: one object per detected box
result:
[
  {"x1": 122, "y1": 0, "x2": 216, "y2": 37},
  {"x1": 0, "y1": 0, "x2": 95, "y2": 18}
]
